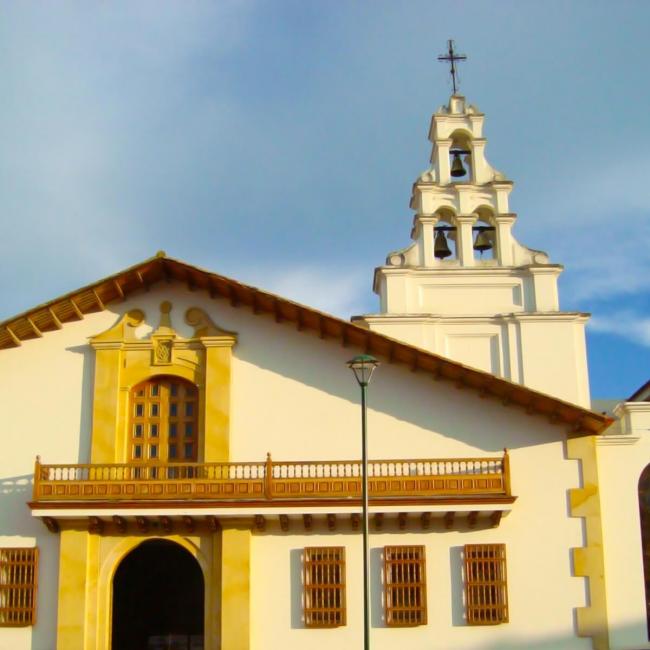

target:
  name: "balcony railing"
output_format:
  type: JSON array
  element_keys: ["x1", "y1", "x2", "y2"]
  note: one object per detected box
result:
[{"x1": 32, "y1": 451, "x2": 511, "y2": 503}]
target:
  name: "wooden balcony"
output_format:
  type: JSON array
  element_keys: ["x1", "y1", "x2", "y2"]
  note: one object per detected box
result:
[{"x1": 32, "y1": 452, "x2": 511, "y2": 506}]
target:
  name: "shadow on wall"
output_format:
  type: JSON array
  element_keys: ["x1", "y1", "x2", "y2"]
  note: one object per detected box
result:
[
  {"x1": 0, "y1": 474, "x2": 60, "y2": 650},
  {"x1": 62, "y1": 299, "x2": 554, "y2": 458},
  {"x1": 449, "y1": 545, "x2": 465, "y2": 627},
  {"x1": 0, "y1": 474, "x2": 40, "y2": 537},
  {"x1": 290, "y1": 548, "x2": 303, "y2": 629},
  {"x1": 287, "y1": 542, "x2": 507, "y2": 632},
  {"x1": 370, "y1": 547, "x2": 383, "y2": 628},
  {"x1": 475, "y1": 619, "x2": 650, "y2": 650},
  {"x1": 231, "y1": 318, "x2": 558, "y2": 454},
  {"x1": 287, "y1": 541, "x2": 387, "y2": 630},
  {"x1": 65, "y1": 343, "x2": 95, "y2": 464}
]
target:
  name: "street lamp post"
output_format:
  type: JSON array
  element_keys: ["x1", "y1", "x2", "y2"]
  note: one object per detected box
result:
[{"x1": 347, "y1": 354, "x2": 379, "y2": 650}]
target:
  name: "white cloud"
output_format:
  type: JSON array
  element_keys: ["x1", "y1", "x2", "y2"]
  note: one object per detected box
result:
[
  {"x1": 521, "y1": 154, "x2": 650, "y2": 303},
  {"x1": 542, "y1": 154, "x2": 650, "y2": 225},
  {"x1": 559, "y1": 244, "x2": 650, "y2": 303},
  {"x1": 589, "y1": 312, "x2": 650, "y2": 348},
  {"x1": 230, "y1": 265, "x2": 374, "y2": 319}
]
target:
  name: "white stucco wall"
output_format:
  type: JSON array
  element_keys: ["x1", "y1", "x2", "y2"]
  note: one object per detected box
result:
[
  {"x1": 0, "y1": 311, "x2": 113, "y2": 650},
  {"x1": 0, "y1": 283, "x2": 592, "y2": 649},
  {"x1": 251, "y1": 519, "x2": 590, "y2": 650},
  {"x1": 362, "y1": 312, "x2": 590, "y2": 407}
]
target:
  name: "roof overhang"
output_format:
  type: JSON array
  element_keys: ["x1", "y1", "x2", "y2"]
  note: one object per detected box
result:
[{"x1": 0, "y1": 253, "x2": 612, "y2": 436}]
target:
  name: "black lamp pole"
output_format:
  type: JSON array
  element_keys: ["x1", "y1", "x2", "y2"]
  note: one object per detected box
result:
[{"x1": 347, "y1": 354, "x2": 379, "y2": 650}]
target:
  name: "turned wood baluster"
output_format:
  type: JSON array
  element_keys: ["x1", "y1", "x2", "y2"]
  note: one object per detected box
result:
[
  {"x1": 502, "y1": 448, "x2": 511, "y2": 496},
  {"x1": 265, "y1": 452, "x2": 273, "y2": 499}
]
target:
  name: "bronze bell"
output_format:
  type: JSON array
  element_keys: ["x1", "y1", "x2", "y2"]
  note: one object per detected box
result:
[
  {"x1": 473, "y1": 230, "x2": 493, "y2": 252},
  {"x1": 434, "y1": 230, "x2": 452, "y2": 259},
  {"x1": 450, "y1": 152, "x2": 467, "y2": 178}
]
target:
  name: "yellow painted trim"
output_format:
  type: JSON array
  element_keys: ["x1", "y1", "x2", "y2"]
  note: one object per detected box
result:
[
  {"x1": 88, "y1": 304, "x2": 236, "y2": 463},
  {"x1": 55, "y1": 532, "x2": 218, "y2": 650},
  {"x1": 221, "y1": 527, "x2": 251, "y2": 650},
  {"x1": 568, "y1": 435, "x2": 609, "y2": 650},
  {"x1": 204, "y1": 345, "x2": 232, "y2": 462},
  {"x1": 57, "y1": 529, "x2": 92, "y2": 650},
  {"x1": 60, "y1": 302, "x2": 237, "y2": 647},
  {"x1": 95, "y1": 535, "x2": 213, "y2": 650},
  {"x1": 90, "y1": 348, "x2": 122, "y2": 463},
  {"x1": 84, "y1": 534, "x2": 101, "y2": 650}
]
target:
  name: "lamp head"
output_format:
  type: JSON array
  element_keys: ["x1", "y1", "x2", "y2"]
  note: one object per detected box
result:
[{"x1": 347, "y1": 354, "x2": 379, "y2": 387}]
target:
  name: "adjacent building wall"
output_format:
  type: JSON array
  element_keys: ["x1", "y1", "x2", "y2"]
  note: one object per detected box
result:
[{"x1": 598, "y1": 400, "x2": 650, "y2": 650}]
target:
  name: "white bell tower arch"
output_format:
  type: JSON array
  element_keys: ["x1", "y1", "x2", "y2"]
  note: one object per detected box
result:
[{"x1": 354, "y1": 94, "x2": 591, "y2": 407}]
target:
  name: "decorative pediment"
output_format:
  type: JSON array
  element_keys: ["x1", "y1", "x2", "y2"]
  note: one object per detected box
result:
[
  {"x1": 89, "y1": 302, "x2": 238, "y2": 351},
  {"x1": 186, "y1": 307, "x2": 236, "y2": 338},
  {"x1": 89, "y1": 309, "x2": 145, "y2": 345}
]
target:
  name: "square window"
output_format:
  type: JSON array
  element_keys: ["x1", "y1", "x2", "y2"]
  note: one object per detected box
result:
[
  {"x1": 169, "y1": 445, "x2": 177, "y2": 459},
  {"x1": 170, "y1": 403, "x2": 178, "y2": 417},
  {"x1": 170, "y1": 383, "x2": 178, "y2": 396},
  {"x1": 185, "y1": 423, "x2": 193, "y2": 437},
  {"x1": 304, "y1": 547, "x2": 346, "y2": 628},
  {"x1": 170, "y1": 424, "x2": 177, "y2": 438},
  {"x1": 464, "y1": 544, "x2": 508, "y2": 625},
  {"x1": 184, "y1": 443, "x2": 193, "y2": 459},
  {"x1": 135, "y1": 404, "x2": 144, "y2": 417},
  {"x1": 150, "y1": 384, "x2": 159, "y2": 397},
  {"x1": 134, "y1": 424, "x2": 143, "y2": 438},
  {"x1": 0, "y1": 548, "x2": 38, "y2": 626},
  {"x1": 134, "y1": 445, "x2": 142, "y2": 459},
  {"x1": 384, "y1": 546, "x2": 427, "y2": 626},
  {"x1": 150, "y1": 424, "x2": 158, "y2": 437},
  {"x1": 151, "y1": 403, "x2": 159, "y2": 417},
  {"x1": 150, "y1": 445, "x2": 158, "y2": 459},
  {"x1": 185, "y1": 403, "x2": 193, "y2": 417}
]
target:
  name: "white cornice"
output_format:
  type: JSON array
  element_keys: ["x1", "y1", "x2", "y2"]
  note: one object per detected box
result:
[
  {"x1": 375, "y1": 264, "x2": 564, "y2": 278},
  {"x1": 596, "y1": 435, "x2": 641, "y2": 446},
  {"x1": 356, "y1": 312, "x2": 590, "y2": 325},
  {"x1": 614, "y1": 402, "x2": 650, "y2": 416}
]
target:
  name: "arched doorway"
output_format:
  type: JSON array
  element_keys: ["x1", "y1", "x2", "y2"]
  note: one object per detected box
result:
[
  {"x1": 639, "y1": 465, "x2": 650, "y2": 638},
  {"x1": 112, "y1": 539, "x2": 204, "y2": 650}
]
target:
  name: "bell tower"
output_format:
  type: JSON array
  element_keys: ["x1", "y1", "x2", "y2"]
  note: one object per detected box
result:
[{"x1": 354, "y1": 90, "x2": 591, "y2": 407}]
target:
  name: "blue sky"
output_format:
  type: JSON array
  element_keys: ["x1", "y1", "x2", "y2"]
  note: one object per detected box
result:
[{"x1": 0, "y1": 1, "x2": 648, "y2": 399}]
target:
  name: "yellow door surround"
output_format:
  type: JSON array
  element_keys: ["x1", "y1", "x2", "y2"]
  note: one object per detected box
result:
[
  {"x1": 56, "y1": 529, "x2": 227, "y2": 650},
  {"x1": 55, "y1": 304, "x2": 246, "y2": 649}
]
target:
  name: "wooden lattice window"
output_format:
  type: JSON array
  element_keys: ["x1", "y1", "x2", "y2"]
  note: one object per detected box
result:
[
  {"x1": 0, "y1": 548, "x2": 38, "y2": 627},
  {"x1": 464, "y1": 543, "x2": 508, "y2": 625},
  {"x1": 303, "y1": 547, "x2": 346, "y2": 628},
  {"x1": 130, "y1": 377, "x2": 199, "y2": 464},
  {"x1": 384, "y1": 545, "x2": 427, "y2": 626}
]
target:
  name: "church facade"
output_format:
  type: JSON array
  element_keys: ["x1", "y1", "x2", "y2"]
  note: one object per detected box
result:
[{"x1": 0, "y1": 91, "x2": 647, "y2": 650}]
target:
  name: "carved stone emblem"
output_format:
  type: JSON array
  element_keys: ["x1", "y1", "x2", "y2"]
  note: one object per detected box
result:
[{"x1": 153, "y1": 339, "x2": 173, "y2": 365}]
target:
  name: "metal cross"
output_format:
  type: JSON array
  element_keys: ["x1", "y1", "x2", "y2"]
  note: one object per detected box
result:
[{"x1": 437, "y1": 39, "x2": 467, "y2": 94}]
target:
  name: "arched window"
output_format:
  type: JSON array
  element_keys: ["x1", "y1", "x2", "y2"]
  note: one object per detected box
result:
[
  {"x1": 129, "y1": 377, "x2": 199, "y2": 464},
  {"x1": 449, "y1": 130, "x2": 473, "y2": 184},
  {"x1": 434, "y1": 210, "x2": 458, "y2": 262},
  {"x1": 639, "y1": 465, "x2": 650, "y2": 637},
  {"x1": 472, "y1": 221, "x2": 496, "y2": 261}
]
